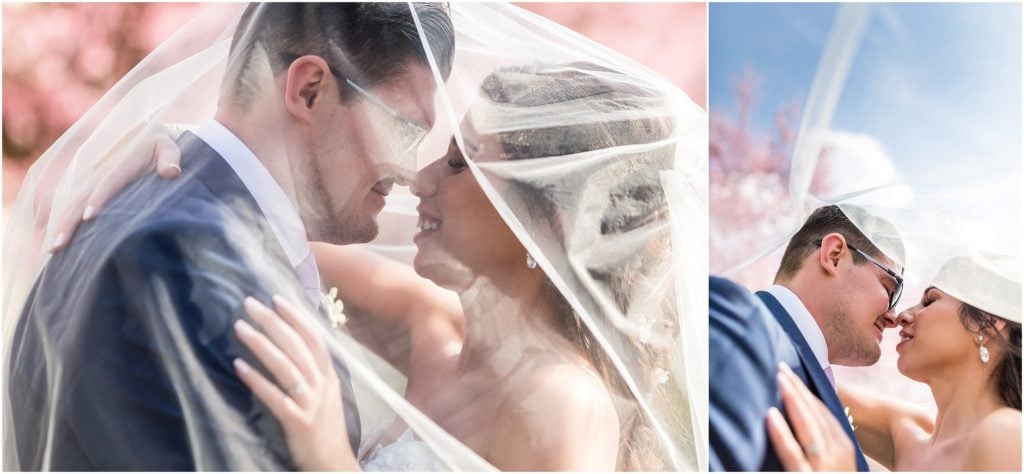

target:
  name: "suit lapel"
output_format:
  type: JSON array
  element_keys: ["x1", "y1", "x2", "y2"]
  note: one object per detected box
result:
[
  {"x1": 756, "y1": 291, "x2": 870, "y2": 471},
  {"x1": 177, "y1": 132, "x2": 362, "y2": 452},
  {"x1": 177, "y1": 131, "x2": 292, "y2": 267}
]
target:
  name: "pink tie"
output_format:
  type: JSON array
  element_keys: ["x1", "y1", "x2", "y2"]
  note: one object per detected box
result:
[
  {"x1": 824, "y1": 366, "x2": 836, "y2": 390},
  {"x1": 294, "y1": 252, "x2": 322, "y2": 310}
]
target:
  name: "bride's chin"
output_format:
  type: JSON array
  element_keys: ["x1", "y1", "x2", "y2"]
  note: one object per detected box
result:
[
  {"x1": 412, "y1": 255, "x2": 470, "y2": 292},
  {"x1": 894, "y1": 356, "x2": 923, "y2": 381}
]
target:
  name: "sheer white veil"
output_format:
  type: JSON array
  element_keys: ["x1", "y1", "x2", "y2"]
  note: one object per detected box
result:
[
  {"x1": 711, "y1": 3, "x2": 1020, "y2": 406},
  {"x1": 4, "y1": 3, "x2": 706, "y2": 471}
]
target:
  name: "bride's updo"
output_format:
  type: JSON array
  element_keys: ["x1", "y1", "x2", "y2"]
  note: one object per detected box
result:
[
  {"x1": 474, "y1": 62, "x2": 680, "y2": 470},
  {"x1": 934, "y1": 255, "x2": 1022, "y2": 409}
]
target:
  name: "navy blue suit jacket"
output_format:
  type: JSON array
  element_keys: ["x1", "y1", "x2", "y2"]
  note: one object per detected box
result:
[
  {"x1": 8, "y1": 132, "x2": 360, "y2": 470},
  {"x1": 709, "y1": 276, "x2": 868, "y2": 471}
]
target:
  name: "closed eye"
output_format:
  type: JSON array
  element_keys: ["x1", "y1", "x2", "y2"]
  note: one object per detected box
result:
[
  {"x1": 443, "y1": 137, "x2": 467, "y2": 171},
  {"x1": 922, "y1": 288, "x2": 938, "y2": 307},
  {"x1": 447, "y1": 155, "x2": 466, "y2": 170}
]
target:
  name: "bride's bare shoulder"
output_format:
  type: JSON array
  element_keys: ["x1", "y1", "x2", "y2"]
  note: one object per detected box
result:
[
  {"x1": 963, "y1": 407, "x2": 1021, "y2": 471},
  {"x1": 489, "y1": 362, "x2": 620, "y2": 465}
]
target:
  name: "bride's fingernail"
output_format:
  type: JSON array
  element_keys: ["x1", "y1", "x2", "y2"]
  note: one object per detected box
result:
[
  {"x1": 82, "y1": 206, "x2": 97, "y2": 221},
  {"x1": 234, "y1": 319, "x2": 255, "y2": 337},
  {"x1": 244, "y1": 296, "x2": 263, "y2": 314},
  {"x1": 777, "y1": 370, "x2": 791, "y2": 390},
  {"x1": 50, "y1": 233, "x2": 67, "y2": 252},
  {"x1": 233, "y1": 358, "x2": 251, "y2": 374},
  {"x1": 163, "y1": 164, "x2": 182, "y2": 178}
]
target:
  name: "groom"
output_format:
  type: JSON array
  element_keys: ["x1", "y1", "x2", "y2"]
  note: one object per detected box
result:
[
  {"x1": 8, "y1": 4, "x2": 454, "y2": 470},
  {"x1": 709, "y1": 205, "x2": 904, "y2": 471}
]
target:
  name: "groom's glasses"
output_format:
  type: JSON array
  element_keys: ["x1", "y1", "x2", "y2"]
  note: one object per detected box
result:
[
  {"x1": 280, "y1": 53, "x2": 428, "y2": 175},
  {"x1": 814, "y1": 239, "x2": 904, "y2": 311},
  {"x1": 344, "y1": 78, "x2": 429, "y2": 167}
]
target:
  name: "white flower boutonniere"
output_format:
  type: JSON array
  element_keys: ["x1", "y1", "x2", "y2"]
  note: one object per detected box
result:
[
  {"x1": 845, "y1": 406, "x2": 856, "y2": 431},
  {"x1": 322, "y1": 287, "x2": 347, "y2": 329}
]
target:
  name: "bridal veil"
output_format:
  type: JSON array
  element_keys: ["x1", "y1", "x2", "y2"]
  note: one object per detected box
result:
[{"x1": 3, "y1": 3, "x2": 707, "y2": 470}]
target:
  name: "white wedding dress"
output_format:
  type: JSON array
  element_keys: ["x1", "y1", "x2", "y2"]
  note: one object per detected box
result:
[{"x1": 360, "y1": 422, "x2": 448, "y2": 471}]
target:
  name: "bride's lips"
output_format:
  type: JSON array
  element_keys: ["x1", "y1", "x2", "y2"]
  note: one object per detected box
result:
[
  {"x1": 414, "y1": 206, "x2": 442, "y2": 244},
  {"x1": 897, "y1": 331, "x2": 913, "y2": 350}
]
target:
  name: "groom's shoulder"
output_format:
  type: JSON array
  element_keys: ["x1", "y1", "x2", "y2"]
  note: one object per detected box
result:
[
  {"x1": 710, "y1": 276, "x2": 770, "y2": 325},
  {"x1": 709, "y1": 275, "x2": 787, "y2": 367},
  {"x1": 58, "y1": 181, "x2": 244, "y2": 276}
]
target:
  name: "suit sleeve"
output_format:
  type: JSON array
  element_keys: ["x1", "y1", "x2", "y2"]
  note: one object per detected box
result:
[
  {"x1": 61, "y1": 221, "x2": 299, "y2": 470},
  {"x1": 708, "y1": 276, "x2": 784, "y2": 472}
]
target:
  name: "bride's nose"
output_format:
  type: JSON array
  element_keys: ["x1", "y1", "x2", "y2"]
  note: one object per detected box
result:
[
  {"x1": 410, "y1": 162, "x2": 438, "y2": 197},
  {"x1": 897, "y1": 309, "x2": 915, "y2": 327}
]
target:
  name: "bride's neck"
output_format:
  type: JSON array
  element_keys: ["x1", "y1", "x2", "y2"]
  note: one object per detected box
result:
[
  {"x1": 455, "y1": 270, "x2": 568, "y2": 373},
  {"x1": 927, "y1": 362, "x2": 1003, "y2": 441}
]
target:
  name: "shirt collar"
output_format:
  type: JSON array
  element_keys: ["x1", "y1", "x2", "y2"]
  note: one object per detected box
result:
[
  {"x1": 195, "y1": 119, "x2": 310, "y2": 269},
  {"x1": 765, "y1": 284, "x2": 831, "y2": 371}
]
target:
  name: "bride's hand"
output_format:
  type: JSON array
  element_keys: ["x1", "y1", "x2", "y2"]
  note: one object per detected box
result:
[
  {"x1": 766, "y1": 363, "x2": 856, "y2": 471},
  {"x1": 233, "y1": 295, "x2": 361, "y2": 471},
  {"x1": 50, "y1": 129, "x2": 182, "y2": 252}
]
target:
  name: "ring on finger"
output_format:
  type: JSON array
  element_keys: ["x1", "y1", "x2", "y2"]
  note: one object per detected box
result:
[
  {"x1": 287, "y1": 381, "x2": 307, "y2": 397},
  {"x1": 804, "y1": 439, "x2": 824, "y2": 456}
]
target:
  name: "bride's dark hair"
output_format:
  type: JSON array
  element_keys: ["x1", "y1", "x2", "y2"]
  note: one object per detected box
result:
[
  {"x1": 959, "y1": 304, "x2": 1022, "y2": 409},
  {"x1": 477, "y1": 62, "x2": 680, "y2": 470}
]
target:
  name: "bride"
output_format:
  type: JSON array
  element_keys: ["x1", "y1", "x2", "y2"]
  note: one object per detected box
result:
[{"x1": 767, "y1": 255, "x2": 1021, "y2": 471}]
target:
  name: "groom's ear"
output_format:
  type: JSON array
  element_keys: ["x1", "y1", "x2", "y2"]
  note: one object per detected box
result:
[
  {"x1": 817, "y1": 233, "x2": 845, "y2": 276},
  {"x1": 284, "y1": 55, "x2": 333, "y2": 123}
]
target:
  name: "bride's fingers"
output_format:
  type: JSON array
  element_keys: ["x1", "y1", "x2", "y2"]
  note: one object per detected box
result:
[
  {"x1": 51, "y1": 132, "x2": 183, "y2": 253},
  {"x1": 776, "y1": 365, "x2": 825, "y2": 462},
  {"x1": 233, "y1": 357, "x2": 303, "y2": 423},
  {"x1": 766, "y1": 406, "x2": 812, "y2": 471},
  {"x1": 49, "y1": 163, "x2": 141, "y2": 253},
  {"x1": 154, "y1": 135, "x2": 183, "y2": 178},
  {"x1": 243, "y1": 297, "x2": 321, "y2": 385},
  {"x1": 234, "y1": 319, "x2": 310, "y2": 402},
  {"x1": 272, "y1": 295, "x2": 333, "y2": 372},
  {"x1": 780, "y1": 364, "x2": 839, "y2": 438}
]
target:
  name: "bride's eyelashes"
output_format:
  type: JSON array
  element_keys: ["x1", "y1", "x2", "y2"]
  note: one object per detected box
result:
[
  {"x1": 922, "y1": 289, "x2": 938, "y2": 307},
  {"x1": 447, "y1": 154, "x2": 467, "y2": 171}
]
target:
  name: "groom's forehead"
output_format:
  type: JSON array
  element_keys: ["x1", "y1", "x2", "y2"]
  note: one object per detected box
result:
[
  {"x1": 370, "y1": 66, "x2": 438, "y2": 130},
  {"x1": 880, "y1": 254, "x2": 903, "y2": 275}
]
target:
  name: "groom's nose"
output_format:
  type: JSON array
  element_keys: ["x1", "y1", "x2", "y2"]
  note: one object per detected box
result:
[{"x1": 881, "y1": 309, "x2": 899, "y2": 328}]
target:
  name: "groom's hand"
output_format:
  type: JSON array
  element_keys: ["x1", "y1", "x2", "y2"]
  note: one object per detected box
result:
[
  {"x1": 766, "y1": 363, "x2": 856, "y2": 471},
  {"x1": 50, "y1": 129, "x2": 182, "y2": 253}
]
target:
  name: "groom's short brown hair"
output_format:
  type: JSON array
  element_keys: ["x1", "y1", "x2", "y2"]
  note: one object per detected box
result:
[
  {"x1": 223, "y1": 3, "x2": 455, "y2": 109},
  {"x1": 774, "y1": 205, "x2": 903, "y2": 282}
]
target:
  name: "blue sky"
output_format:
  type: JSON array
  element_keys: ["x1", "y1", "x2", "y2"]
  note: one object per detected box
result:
[{"x1": 710, "y1": 3, "x2": 1021, "y2": 198}]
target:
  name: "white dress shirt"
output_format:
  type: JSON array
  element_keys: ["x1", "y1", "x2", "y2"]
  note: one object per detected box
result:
[
  {"x1": 195, "y1": 120, "x2": 321, "y2": 308},
  {"x1": 764, "y1": 285, "x2": 832, "y2": 381}
]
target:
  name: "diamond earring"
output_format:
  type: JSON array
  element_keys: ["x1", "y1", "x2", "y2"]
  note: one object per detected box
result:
[
  {"x1": 526, "y1": 253, "x2": 538, "y2": 269},
  {"x1": 978, "y1": 335, "x2": 990, "y2": 364}
]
